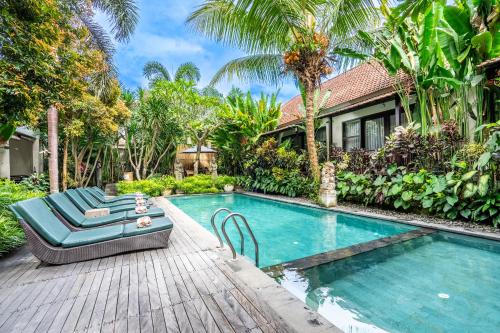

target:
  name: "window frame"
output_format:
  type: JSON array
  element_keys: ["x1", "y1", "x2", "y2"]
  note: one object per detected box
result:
[
  {"x1": 342, "y1": 119, "x2": 361, "y2": 151},
  {"x1": 342, "y1": 110, "x2": 405, "y2": 151}
]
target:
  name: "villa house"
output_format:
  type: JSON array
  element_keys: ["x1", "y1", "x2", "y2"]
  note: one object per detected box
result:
[
  {"x1": 267, "y1": 61, "x2": 413, "y2": 159},
  {"x1": 0, "y1": 127, "x2": 42, "y2": 180}
]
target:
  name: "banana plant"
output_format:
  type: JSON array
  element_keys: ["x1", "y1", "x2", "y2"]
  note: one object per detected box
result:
[{"x1": 357, "y1": 0, "x2": 498, "y2": 138}]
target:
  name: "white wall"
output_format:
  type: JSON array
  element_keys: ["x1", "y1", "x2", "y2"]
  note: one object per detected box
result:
[
  {"x1": 0, "y1": 145, "x2": 9, "y2": 178},
  {"x1": 329, "y1": 100, "x2": 396, "y2": 148}
]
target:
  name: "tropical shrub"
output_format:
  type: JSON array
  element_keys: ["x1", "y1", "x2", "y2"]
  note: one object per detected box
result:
[
  {"x1": 335, "y1": 120, "x2": 500, "y2": 226},
  {"x1": 238, "y1": 138, "x2": 315, "y2": 197},
  {"x1": 175, "y1": 175, "x2": 219, "y2": 194},
  {"x1": 19, "y1": 173, "x2": 50, "y2": 193},
  {"x1": 116, "y1": 176, "x2": 176, "y2": 196},
  {"x1": 0, "y1": 180, "x2": 45, "y2": 255},
  {"x1": 336, "y1": 166, "x2": 499, "y2": 226},
  {"x1": 214, "y1": 175, "x2": 236, "y2": 190},
  {"x1": 211, "y1": 91, "x2": 281, "y2": 175}
]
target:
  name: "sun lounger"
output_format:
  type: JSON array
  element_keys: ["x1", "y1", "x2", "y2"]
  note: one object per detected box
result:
[
  {"x1": 74, "y1": 188, "x2": 147, "y2": 213},
  {"x1": 10, "y1": 198, "x2": 173, "y2": 264},
  {"x1": 85, "y1": 188, "x2": 139, "y2": 204},
  {"x1": 91, "y1": 186, "x2": 150, "y2": 201},
  {"x1": 46, "y1": 193, "x2": 164, "y2": 230}
]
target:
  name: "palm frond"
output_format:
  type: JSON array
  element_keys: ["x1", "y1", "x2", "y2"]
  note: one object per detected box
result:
[
  {"x1": 321, "y1": 0, "x2": 381, "y2": 43},
  {"x1": 210, "y1": 54, "x2": 287, "y2": 86},
  {"x1": 187, "y1": 0, "x2": 317, "y2": 54},
  {"x1": 78, "y1": 15, "x2": 116, "y2": 58},
  {"x1": 175, "y1": 62, "x2": 201, "y2": 83},
  {"x1": 143, "y1": 61, "x2": 171, "y2": 82},
  {"x1": 92, "y1": 0, "x2": 139, "y2": 42}
]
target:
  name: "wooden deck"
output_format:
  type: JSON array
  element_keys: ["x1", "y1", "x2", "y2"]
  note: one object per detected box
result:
[{"x1": 0, "y1": 214, "x2": 284, "y2": 332}]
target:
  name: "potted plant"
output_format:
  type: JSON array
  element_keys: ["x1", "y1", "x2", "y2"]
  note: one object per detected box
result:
[
  {"x1": 223, "y1": 184, "x2": 234, "y2": 192},
  {"x1": 216, "y1": 175, "x2": 236, "y2": 192}
]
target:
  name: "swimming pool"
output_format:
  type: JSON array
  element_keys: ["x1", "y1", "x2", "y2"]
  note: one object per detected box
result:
[
  {"x1": 278, "y1": 232, "x2": 500, "y2": 333},
  {"x1": 169, "y1": 194, "x2": 415, "y2": 267},
  {"x1": 169, "y1": 193, "x2": 500, "y2": 333}
]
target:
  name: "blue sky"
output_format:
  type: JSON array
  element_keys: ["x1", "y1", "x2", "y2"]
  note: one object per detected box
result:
[{"x1": 96, "y1": 0, "x2": 299, "y2": 102}]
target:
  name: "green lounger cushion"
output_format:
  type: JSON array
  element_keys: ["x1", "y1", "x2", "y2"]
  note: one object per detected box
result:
[
  {"x1": 123, "y1": 217, "x2": 173, "y2": 237},
  {"x1": 91, "y1": 186, "x2": 150, "y2": 200},
  {"x1": 76, "y1": 188, "x2": 142, "y2": 209},
  {"x1": 126, "y1": 207, "x2": 165, "y2": 220},
  {"x1": 46, "y1": 193, "x2": 86, "y2": 226},
  {"x1": 80, "y1": 212, "x2": 127, "y2": 227},
  {"x1": 65, "y1": 189, "x2": 93, "y2": 213},
  {"x1": 107, "y1": 204, "x2": 137, "y2": 214},
  {"x1": 62, "y1": 224, "x2": 124, "y2": 248},
  {"x1": 15, "y1": 199, "x2": 71, "y2": 246},
  {"x1": 8, "y1": 204, "x2": 23, "y2": 221},
  {"x1": 47, "y1": 193, "x2": 129, "y2": 227},
  {"x1": 87, "y1": 188, "x2": 136, "y2": 204}
]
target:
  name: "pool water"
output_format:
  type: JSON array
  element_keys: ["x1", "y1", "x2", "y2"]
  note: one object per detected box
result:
[
  {"x1": 278, "y1": 232, "x2": 500, "y2": 333},
  {"x1": 169, "y1": 194, "x2": 415, "y2": 267}
]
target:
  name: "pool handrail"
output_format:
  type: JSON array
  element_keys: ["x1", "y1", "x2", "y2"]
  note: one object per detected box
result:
[
  {"x1": 210, "y1": 208, "x2": 244, "y2": 254},
  {"x1": 221, "y1": 212, "x2": 259, "y2": 267}
]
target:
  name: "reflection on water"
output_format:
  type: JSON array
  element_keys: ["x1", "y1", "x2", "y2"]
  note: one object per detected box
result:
[{"x1": 277, "y1": 233, "x2": 500, "y2": 333}]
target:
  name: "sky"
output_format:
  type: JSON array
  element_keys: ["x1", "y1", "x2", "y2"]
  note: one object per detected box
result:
[{"x1": 95, "y1": 0, "x2": 299, "y2": 102}]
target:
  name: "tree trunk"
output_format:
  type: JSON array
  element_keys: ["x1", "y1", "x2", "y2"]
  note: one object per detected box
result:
[
  {"x1": 193, "y1": 140, "x2": 202, "y2": 175},
  {"x1": 47, "y1": 105, "x2": 59, "y2": 193},
  {"x1": 304, "y1": 85, "x2": 320, "y2": 180},
  {"x1": 62, "y1": 136, "x2": 69, "y2": 191}
]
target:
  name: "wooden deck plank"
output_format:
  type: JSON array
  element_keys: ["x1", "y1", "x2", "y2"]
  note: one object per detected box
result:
[
  {"x1": 192, "y1": 297, "x2": 222, "y2": 333},
  {"x1": 172, "y1": 303, "x2": 194, "y2": 333},
  {"x1": 162, "y1": 306, "x2": 180, "y2": 333},
  {"x1": 200, "y1": 295, "x2": 235, "y2": 333},
  {"x1": 115, "y1": 265, "x2": 130, "y2": 322},
  {"x1": 74, "y1": 269, "x2": 105, "y2": 332},
  {"x1": 0, "y1": 200, "x2": 295, "y2": 333}
]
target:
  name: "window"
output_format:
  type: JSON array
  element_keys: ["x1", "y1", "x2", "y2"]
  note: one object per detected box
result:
[
  {"x1": 342, "y1": 110, "x2": 407, "y2": 151},
  {"x1": 343, "y1": 119, "x2": 361, "y2": 151},
  {"x1": 316, "y1": 126, "x2": 327, "y2": 144},
  {"x1": 364, "y1": 117, "x2": 385, "y2": 151}
]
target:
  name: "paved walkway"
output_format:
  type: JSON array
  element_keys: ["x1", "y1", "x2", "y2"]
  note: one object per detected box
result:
[{"x1": 0, "y1": 199, "x2": 285, "y2": 333}]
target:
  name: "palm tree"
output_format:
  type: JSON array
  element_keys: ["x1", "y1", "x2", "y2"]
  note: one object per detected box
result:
[
  {"x1": 187, "y1": 0, "x2": 381, "y2": 180},
  {"x1": 143, "y1": 61, "x2": 202, "y2": 85},
  {"x1": 48, "y1": 0, "x2": 139, "y2": 192}
]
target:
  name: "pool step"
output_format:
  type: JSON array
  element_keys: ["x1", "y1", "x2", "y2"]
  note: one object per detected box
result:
[{"x1": 262, "y1": 228, "x2": 436, "y2": 278}]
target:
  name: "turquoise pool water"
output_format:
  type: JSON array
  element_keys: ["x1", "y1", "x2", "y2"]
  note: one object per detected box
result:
[
  {"x1": 278, "y1": 232, "x2": 500, "y2": 333},
  {"x1": 169, "y1": 194, "x2": 415, "y2": 267}
]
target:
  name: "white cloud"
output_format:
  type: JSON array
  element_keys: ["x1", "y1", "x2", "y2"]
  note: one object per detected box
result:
[{"x1": 121, "y1": 33, "x2": 204, "y2": 57}]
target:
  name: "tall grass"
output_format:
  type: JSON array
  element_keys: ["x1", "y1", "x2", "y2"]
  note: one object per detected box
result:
[{"x1": 0, "y1": 180, "x2": 45, "y2": 255}]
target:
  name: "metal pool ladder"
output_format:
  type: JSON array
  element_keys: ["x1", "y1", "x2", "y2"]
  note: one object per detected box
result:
[{"x1": 210, "y1": 208, "x2": 260, "y2": 267}]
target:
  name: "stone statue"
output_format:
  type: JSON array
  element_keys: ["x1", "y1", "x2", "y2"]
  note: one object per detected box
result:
[
  {"x1": 210, "y1": 158, "x2": 218, "y2": 181},
  {"x1": 319, "y1": 162, "x2": 337, "y2": 207},
  {"x1": 174, "y1": 159, "x2": 184, "y2": 181}
]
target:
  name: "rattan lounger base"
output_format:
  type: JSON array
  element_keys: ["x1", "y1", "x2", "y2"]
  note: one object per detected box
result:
[{"x1": 20, "y1": 220, "x2": 172, "y2": 265}]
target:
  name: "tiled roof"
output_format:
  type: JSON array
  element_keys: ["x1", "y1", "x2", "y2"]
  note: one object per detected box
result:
[{"x1": 278, "y1": 61, "x2": 410, "y2": 128}]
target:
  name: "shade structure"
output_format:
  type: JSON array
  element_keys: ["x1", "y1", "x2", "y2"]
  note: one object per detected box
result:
[{"x1": 181, "y1": 146, "x2": 217, "y2": 154}]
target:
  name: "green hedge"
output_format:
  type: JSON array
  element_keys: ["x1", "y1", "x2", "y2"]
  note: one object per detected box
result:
[
  {"x1": 116, "y1": 176, "x2": 176, "y2": 196},
  {"x1": 336, "y1": 167, "x2": 500, "y2": 226},
  {"x1": 0, "y1": 180, "x2": 45, "y2": 255},
  {"x1": 175, "y1": 175, "x2": 235, "y2": 194},
  {"x1": 117, "y1": 175, "x2": 236, "y2": 196}
]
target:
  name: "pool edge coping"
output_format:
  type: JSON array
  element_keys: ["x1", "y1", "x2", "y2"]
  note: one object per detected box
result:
[
  {"x1": 238, "y1": 191, "x2": 500, "y2": 242},
  {"x1": 156, "y1": 196, "x2": 343, "y2": 333}
]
